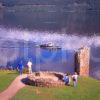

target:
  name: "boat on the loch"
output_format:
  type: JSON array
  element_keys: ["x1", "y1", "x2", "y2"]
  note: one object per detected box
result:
[{"x1": 40, "y1": 43, "x2": 61, "y2": 50}]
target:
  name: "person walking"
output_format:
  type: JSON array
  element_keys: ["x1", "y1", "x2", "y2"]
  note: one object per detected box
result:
[
  {"x1": 18, "y1": 61, "x2": 24, "y2": 75},
  {"x1": 27, "y1": 60, "x2": 32, "y2": 74},
  {"x1": 72, "y1": 72, "x2": 78, "y2": 87}
]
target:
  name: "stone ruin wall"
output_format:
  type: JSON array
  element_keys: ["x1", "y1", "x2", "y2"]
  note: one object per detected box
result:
[{"x1": 75, "y1": 47, "x2": 90, "y2": 76}]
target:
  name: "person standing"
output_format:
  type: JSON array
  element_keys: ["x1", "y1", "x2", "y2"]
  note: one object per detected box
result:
[
  {"x1": 27, "y1": 60, "x2": 32, "y2": 74},
  {"x1": 68, "y1": 74, "x2": 71, "y2": 86},
  {"x1": 63, "y1": 73, "x2": 69, "y2": 85},
  {"x1": 18, "y1": 61, "x2": 24, "y2": 75},
  {"x1": 72, "y1": 72, "x2": 78, "y2": 87}
]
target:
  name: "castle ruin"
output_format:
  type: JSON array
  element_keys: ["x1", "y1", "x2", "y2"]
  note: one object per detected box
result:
[{"x1": 75, "y1": 47, "x2": 90, "y2": 76}]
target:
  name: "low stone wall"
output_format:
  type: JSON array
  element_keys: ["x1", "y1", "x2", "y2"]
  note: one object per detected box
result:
[{"x1": 27, "y1": 71, "x2": 65, "y2": 87}]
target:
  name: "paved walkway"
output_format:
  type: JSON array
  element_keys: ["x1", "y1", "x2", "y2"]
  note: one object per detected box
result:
[{"x1": 0, "y1": 74, "x2": 27, "y2": 100}]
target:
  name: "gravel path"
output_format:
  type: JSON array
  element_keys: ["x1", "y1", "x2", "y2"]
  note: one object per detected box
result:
[{"x1": 0, "y1": 74, "x2": 27, "y2": 100}]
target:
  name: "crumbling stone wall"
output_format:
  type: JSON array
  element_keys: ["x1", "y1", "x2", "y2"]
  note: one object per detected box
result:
[{"x1": 75, "y1": 47, "x2": 90, "y2": 76}]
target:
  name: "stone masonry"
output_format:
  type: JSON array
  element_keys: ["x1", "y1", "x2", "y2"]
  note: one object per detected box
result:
[{"x1": 75, "y1": 47, "x2": 90, "y2": 76}]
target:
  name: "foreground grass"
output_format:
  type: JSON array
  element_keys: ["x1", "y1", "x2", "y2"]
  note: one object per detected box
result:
[
  {"x1": 0, "y1": 70, "x2": 18, "y2": 92},
  {"x1": 13, "y1": 77, "x2": 100, "y2": 100}
]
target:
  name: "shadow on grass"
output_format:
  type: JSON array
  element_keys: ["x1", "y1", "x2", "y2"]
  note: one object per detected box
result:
[
  {"x1": 21, "y1": 78, "x2": 74, "y2": 88},
  {"x1": 21, "y1": 78, "x2": 35, "y2": 86}
]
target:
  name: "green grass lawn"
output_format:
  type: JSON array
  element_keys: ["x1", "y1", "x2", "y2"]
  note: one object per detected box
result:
[
  {"x1": 0, "y1": 71, "x2": 100, "y2": 100},
  {"x1": 0, "y1": 70, "x2": 18, "y2": 92},
  {"x1": 13, "y1": 77, "x2": 100, "y2": 100}
]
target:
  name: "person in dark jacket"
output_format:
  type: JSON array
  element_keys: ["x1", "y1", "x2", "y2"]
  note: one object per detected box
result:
[
  {"x1": 18, "y1": 61, "x2": 24, "y2": 75},
  {"x1": 63, "y1": 73, "x2": 69, "y2": 85}
]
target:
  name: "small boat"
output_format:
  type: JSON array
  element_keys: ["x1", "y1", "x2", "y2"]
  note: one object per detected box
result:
[{"x1": 40, "y1": 43, "x2": 61, "y2": 50}]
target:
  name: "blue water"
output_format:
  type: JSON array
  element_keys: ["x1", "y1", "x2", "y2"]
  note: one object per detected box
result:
[
  {"x1": 0, "y1": 40, "x2": 75, "y2": 73},
  {"x1": 0, "y1": 0, "x2": 100, "y2": 78}
]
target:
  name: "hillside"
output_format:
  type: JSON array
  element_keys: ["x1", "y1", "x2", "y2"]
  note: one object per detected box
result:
[
  {"x1": 0, "y1": 0, "x2": 100, "y2": 33},
  {"x1": 0, "y1": 0, "x2": 99, "y2": 10}
]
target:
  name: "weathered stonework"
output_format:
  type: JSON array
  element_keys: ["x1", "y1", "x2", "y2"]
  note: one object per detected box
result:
[
  {"x1": 27, "y1": 71, "x2": 65, "y2": 87},
  {"x1": 75, "y1": 47, "x2": 90, "y2": 76}
]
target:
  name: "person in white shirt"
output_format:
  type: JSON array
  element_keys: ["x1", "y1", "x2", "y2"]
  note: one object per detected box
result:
[
  {"x1": 68, "y1": 75, "x2": 71, "y2": 86},
  {"x1": 72, "y1": 72, "x2": 78, "y2": 87},
  {"x1": 27, "y1": 60, "x2": 32, "y2": 74}
]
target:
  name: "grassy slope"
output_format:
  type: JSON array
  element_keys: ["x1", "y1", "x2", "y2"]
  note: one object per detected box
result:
[
  {"x1": 0, "y1": 70, "x2": 18, "y2": 92},
  {"x1": 13, "y1": 77, "x2": 100, "y2": 100}
]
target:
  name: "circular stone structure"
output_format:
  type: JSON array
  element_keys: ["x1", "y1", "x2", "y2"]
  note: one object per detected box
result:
[{"x1": 27, "y1": 71, "x2": 65, "y2": 87}]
